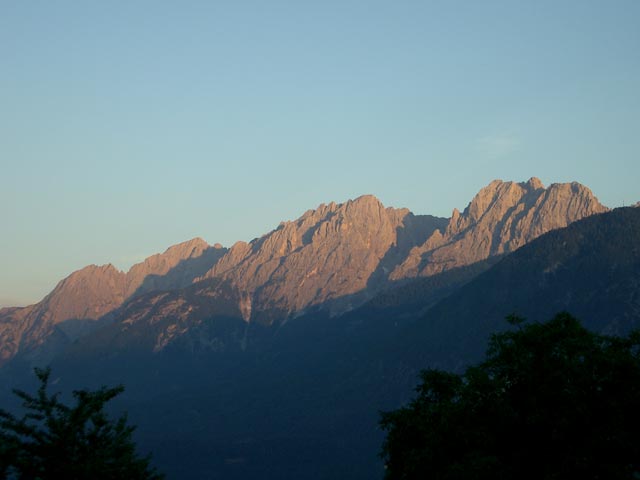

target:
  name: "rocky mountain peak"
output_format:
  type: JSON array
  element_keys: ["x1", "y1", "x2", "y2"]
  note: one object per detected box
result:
[
  {"x1": 0, "y1": 238, "x2": 228, "y2": 366},
  {"x1": 164, "y1": 237, "x2": 209, "y2": 256},
  {"x1": 526, "y1": 176, "x2": 545, "y2": 190},
  {"x1": 0, "y1": 179, "x2": 610, "y2": 363},
  {"x1": 391, "y1": 179, "x2": 608, "y2": 280},
  {"x1": 344, "y1": 194, "x2": 384, "y2": 211},
  {"x1": 125, "y1": 238, "x2": 227, "y2": 298},
  {"x1": 125, "y1": 237, "x2": 212, "y2": 297},
  {"x1": 40, "y1": 264, "x2": 127, "y2": 325},
  {"x1": 199, "y1": 195, "x2": 446, "y2": 321},
  {"x1": 458, "y1": 179, "x2": 544, "y2": 231}
]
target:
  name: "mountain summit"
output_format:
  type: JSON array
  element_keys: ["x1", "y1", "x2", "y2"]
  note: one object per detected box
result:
[
  {"x1": 0, "y1": 239, "x2": 226, "y2": 364},
  {"x1": 390, "y1": 178, "x2": 607, "y2": 279},
  {"x1": 198, "y1": 194, "x2": 446, "y2": 321},
  {"x1": 0, "y1": 179, "x2": 607, "y2": 364}
]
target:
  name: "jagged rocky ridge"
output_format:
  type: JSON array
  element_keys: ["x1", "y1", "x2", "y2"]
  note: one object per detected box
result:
[
  {"x1": 0, "y1": 178, "x2": 607, "y2": 364},
  {"x1": 0, "y1": 239, "x2": 227, "y2": 364},
  {"x1": 391, "y1": 177, "x2": 607, "y2": 278},
  {"x1": 396, "y1": 205, "x2": 640, "y2": 370},
  {"x1": 198, "y1": 195, "x2": 446, "y2": 320},
  {"x1": 44, "y1": 204, "x2": 638, "y2": 480}
]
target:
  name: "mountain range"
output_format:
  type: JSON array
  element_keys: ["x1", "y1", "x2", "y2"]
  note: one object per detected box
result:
[
  {"x1": 2, "y1": 177, "x2": 637, "y2": 480},
  {"x1": 0, "y1": 178, "x2": 606, "y2": 366}
]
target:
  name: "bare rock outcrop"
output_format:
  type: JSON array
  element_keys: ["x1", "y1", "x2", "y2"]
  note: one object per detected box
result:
[
  {"x1": 125, "y1": 238, "x2": 226, "y2": 297},
  {"x1": 86, "y1": 278, "x2": 249, "y2": 355},
  {"x1": 390, "y1": 178, "x2": 608, "y2": 279},
  {"x1": 0, "y1": 306, "x2": 35, "y2": 364},
  {"x1": 198, "y1": 195, "x2": 446, "y2": 321},
  {"x1": 93, "y1": 196, "x2": 446, "y2": 352},
  {"x1": 0, "y1": 264, "x2": 126, "y2": 364},
  {"x1": 0, "y1": 179, "x2": 609, "y2": 361},
  {"x1": 0, "y1": 238, "x2": 227, "y2": 365}
]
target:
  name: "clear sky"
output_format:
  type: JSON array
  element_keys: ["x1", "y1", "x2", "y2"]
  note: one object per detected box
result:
[{"x1": 1, "y1": 1, "x2": 639, "y2": 306}]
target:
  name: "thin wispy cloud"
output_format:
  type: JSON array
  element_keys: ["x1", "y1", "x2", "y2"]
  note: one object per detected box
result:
[{"x1": 477, "y1": 134, "x2": 521, "y2": 159}]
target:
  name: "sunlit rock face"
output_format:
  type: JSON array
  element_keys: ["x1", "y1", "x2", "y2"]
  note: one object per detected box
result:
[
  {"x1": 0, "y1": 179, "x2": 608, "y2": 361},
  {"x1": 70, "y1": 196, "x2": 446, "y2": 354},
  {"x1": 199, "y1": 194, "x2": 446, "y2": 321},
  {"x1": 390, "y1": 178, "x2": 608, "y2": 280},
  {"x1": 0, "y1": 264, "x2": 127, "y2": 365},
  {"x1": 125, "y1": 238, "x2": 226, "y2": 297},
  {"x1": 0, "y1": 239, "x2": 227, "y2": 365}
]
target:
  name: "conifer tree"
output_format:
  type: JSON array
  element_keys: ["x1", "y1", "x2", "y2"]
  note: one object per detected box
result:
[{"x1": 0, "y1": 368, "x2": 163, "y2": 479}]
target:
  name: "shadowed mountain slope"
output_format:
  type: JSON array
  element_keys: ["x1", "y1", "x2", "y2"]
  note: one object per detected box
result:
[
  {"x1": 27, "y1": 206, "x2": 638, "y2": 480},
  {"x1": 200, "y1": 194, "x2": 446, "y2": 322},
  {"x1": 0, "y1": 179, "x2": 607, "y2": 367},
  {"x1": 398, "y1": 206, "x2": 640, "y2": 371},
  {"x1": 391, "y1": 177, "x2": 607, "y2": 279},
  {"x1": 73, "y1": 180, "x2": 606, "y2": 356},
  {"x1": 106, "y1": 179, "x2": 604, "y2": 350},
  {"x1": 0, "y1": 239, "x2": 226, "y2": 365}
]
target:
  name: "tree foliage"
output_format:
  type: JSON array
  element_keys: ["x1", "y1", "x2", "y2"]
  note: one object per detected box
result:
[
  {"x1": 0, "y1": 368, "x2": 163, "y2": 479},
  {"x1": 380, "y1": 312, "x2": 640, "y2": 479}
]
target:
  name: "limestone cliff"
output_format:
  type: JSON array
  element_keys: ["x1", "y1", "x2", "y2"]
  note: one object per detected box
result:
[
  {"x1": 0, "y1": 179, "x2": 609, "y2": 361},
  {"x1": 125, "y1": 238, "x2": 225, "y2": 297},
  {"x1": 390, "y1": 178, "x2": 608, "y2": 279},
  {"x1": 0, "y1": 238, "x2": 226, "y2": 365},
  {"x1": 200, "y1": 195, "x2": 446, "y2": 321},
  {"x1": 0, "y1": 264, "x2": 126, "y2": 364},
  {"x1": 86, "y1": 196, "x2": 446, "y2": 353}
]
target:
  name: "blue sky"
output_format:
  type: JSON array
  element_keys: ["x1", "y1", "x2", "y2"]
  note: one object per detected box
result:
[{"x1": 1, "y1": 1, "x2": 639, "y2": 306}]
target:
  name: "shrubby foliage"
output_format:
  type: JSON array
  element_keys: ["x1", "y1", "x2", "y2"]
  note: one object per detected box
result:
[
  {"x1": 0, "y1": 368, "x2": 162, "y2": 479},
  {"x1": 380, "y1": 312, "x2": 640, "y2": 479}
]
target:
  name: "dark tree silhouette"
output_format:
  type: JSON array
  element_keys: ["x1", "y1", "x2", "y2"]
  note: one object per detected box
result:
[
  {"x1": 0, "y1": 368, "x2": 163, "y2": 479},
  {"x1": 380, "y1": 312, "x2": 640, "y2": 480}
]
